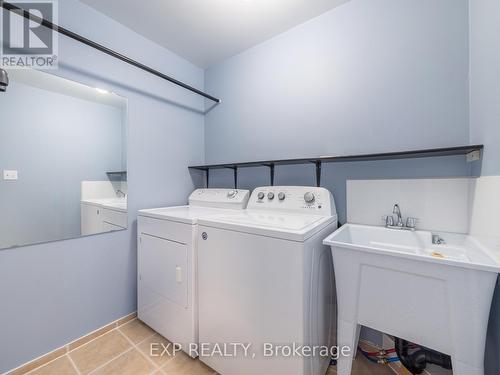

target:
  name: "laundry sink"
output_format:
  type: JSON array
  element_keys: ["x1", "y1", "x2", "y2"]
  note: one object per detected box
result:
[
  {"x1": 324, "y1": 224, "x2": 500, "y2": 375},
  {"x1": 330, "y1": 224, "x2": 499, "y2": 271}
]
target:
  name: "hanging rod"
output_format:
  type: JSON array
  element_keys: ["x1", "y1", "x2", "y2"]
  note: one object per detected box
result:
[{"x1": 1, "y1": 1, "x2": 221, "y2": 103}]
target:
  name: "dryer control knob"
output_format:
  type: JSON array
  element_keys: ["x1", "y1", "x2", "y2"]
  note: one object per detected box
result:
[
  {"x1": 257, "y1": 192, "x2": 265, "y2": 200},
  {"x1": 278, "y1": 192, "x2": 286, "y2": 201},
  {"x1": 267, "y1": 192, "x2": 275, "y2": 200},
  {"x1": 227, "y1": 190, "x2": 237, "y2": 198},
  {"x1": 304, "y1": 192, "x2": 315, "y2": 203}
]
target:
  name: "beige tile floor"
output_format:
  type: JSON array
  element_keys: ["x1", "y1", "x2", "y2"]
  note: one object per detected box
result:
[{"x1": 25, "y1": 319, "x2": 395, "y2": 375}]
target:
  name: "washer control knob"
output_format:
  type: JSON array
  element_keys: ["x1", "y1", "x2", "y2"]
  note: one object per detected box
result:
[
  {"x1": 267, "y1": 192, "x2": 275, "y2": 200},
  {"x1": 257, "y1": 192, "x2": 265, "y2": 200},
  {"x1": 278, "y1": 192, "x2": 286, "y2": 201},
  {"x1": 227, "y1": 190, "x2": 237, "y2": 198},
  {"x1": 304, "y1": 192, "x2": 315, "y2": 203}
]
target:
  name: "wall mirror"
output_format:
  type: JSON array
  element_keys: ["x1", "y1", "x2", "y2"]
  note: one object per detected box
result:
[{"x1": 0, "y1": 69, "x2": 127, "y2": 250}]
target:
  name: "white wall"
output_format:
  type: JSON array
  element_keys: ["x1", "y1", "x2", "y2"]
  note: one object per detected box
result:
[
  {"x1": 347, "y1": 178, "x2": 473, "y2": 233},
  {"x1": 469, "y1": 178, "x2": 500, "y2": 245}
]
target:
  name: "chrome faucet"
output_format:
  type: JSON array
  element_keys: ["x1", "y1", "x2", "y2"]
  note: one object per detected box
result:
[
  {"x1": 383, "y1": 204, "x2": 417, "y2": 231},
  {"x1": 393, "y1": 204, "x2": 403, "y2": 227},
  {"x1": 116, "y1": 189, "x2": 126, "y2": 198}
]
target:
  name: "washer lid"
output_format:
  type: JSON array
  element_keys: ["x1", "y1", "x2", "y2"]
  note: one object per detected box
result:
[
  {"x1": 198, "y1": 209, "x2": 337, "y2": 241},
  {"x1": 138, "y1": 206, "x2": 240, "y2": 224}
]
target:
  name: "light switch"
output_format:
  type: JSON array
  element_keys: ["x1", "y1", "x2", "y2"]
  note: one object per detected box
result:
[{"x1": 3, "y1": 170, "x2": 18, "y2": 180}]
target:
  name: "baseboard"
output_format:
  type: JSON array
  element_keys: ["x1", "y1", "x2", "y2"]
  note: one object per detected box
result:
[{"x1": 5, "y1": 312, "x2": 137, "y2": 375}]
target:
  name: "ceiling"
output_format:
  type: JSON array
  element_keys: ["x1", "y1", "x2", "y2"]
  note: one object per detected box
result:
[{"x1": 79, "y1": 0, "x2": 349, "y2": 68}]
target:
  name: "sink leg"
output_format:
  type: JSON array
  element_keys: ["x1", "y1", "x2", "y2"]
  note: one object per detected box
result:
[
  {"x1": 451, "y1": 359, "x2": 483, "y2": 375},
  {"x1": 336, "y1": 320, "x2": 360, "y2": 375}
]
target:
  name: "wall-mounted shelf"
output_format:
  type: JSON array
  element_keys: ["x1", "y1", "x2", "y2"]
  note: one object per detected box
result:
[{"x1": 189, "y1": 145, "x2": 483, "y2": 188}]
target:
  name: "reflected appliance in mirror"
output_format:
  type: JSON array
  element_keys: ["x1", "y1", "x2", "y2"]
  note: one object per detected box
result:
[{"x1": 0, "y1": 69, "x2": 128, "y2": 250}]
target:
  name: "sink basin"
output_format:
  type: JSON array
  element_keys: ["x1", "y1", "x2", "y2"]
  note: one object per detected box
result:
[
  {"x1": 324, "y1": 224, "x2": 500, "y2": 375},
  {"x1": 330, "y1": 224, "x2": 500, "y2": 272}
]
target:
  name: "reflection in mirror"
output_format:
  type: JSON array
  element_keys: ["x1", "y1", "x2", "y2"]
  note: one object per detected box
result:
[{"x1": 0, "y1": 69, "x2": 127, "y2": 250}]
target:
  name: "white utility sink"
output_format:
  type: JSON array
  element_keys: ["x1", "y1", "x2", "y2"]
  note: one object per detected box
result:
[{"x1": 324, "y1": 224, "x2": 500, "y2": 375}]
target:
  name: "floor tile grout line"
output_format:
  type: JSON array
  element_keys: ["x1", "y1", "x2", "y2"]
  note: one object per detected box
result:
[
  {"x1": 66, "y1": 317, "x2": 138, "y2": 357},
  {"x1": 117, "y1": 325, "x2": 157, "y2": 347},
  {"x1": 65, "y1": 315, "x2": 136, "y2": 353},
  {"x1": 69, "y1": 329, "x2": 136, "y2": 375},
  {"x1": 85, "y1": 347, "x2": 135, "y2": 375},
  {"x1": 117, "y1": 326, "x2": 165, "y2": 371},
  {"x1": 117, "y1": 322, "x2": 182, "y2": 371},
  {"x1": 65, "y1": 319, "x2": 138, "y2": 363},
  {"x1": 23, "y1": 318, "x2": 243, "y2": 375},
  {"x1": 158, "y1": 356, "x2": 178, "y2": 372},
  {"x1": 7, "y1": 316, "x2": 138, "y2": 375},
  {"x1": 67, "y1": 326, "x2": 120, "y2": 355},
  {"x1": 66, "y1": 354, "x2": 82, "y2": 375}
]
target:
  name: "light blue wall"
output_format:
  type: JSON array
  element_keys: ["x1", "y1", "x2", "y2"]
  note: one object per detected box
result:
[
  {"x1": 205, "y1": 0, "x2": 470, "y2": 163},
  {"x1": 0, "y1": 81, "x2": 124, "y2": 249},
  {"x1": 470, "y1": 1, "x2": 500, "y2": 373},
  {"x1": 0, "y1": 0, "x2": 205, "y2": 372},
  {"x1": 207, "y1": 156, "x2": 473, "y2": 224},
  {"x1": 203, "y1": 0, "x2": 472, "y2": 221}
]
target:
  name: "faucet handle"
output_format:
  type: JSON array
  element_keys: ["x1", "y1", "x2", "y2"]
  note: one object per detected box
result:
[
  {"x1": 406, "y1": 217, "x2": 418, "y2": 229},
  {"x1": 382, "y1": 215, "x2": 394, "y2": 227}
]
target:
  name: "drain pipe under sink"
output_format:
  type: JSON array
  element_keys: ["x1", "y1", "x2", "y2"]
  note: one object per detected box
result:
[{"x1": 395, "y1": 337, "x2": 453, "y2": 374}]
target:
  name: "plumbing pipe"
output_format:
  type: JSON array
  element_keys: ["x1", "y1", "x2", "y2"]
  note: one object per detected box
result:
[{"x1": 395, "y1": 338, "x2": 452, "y2": 374}]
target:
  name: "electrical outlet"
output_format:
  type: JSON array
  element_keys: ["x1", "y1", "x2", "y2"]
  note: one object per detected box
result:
[{"x1": 3, "y1": 170, "x2": 18, "y2": 180}]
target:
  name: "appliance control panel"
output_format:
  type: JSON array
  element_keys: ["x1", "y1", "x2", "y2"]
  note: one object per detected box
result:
[
  {"x1": 248, "y1": 186, "x2": 336, "y2": 216},
  {"x1": 189, "y1": 188, "x2": 250, "y2": 209}
]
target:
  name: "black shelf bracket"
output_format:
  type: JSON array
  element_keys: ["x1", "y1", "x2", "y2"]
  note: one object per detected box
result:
[
  {"x1": 263, "y1": 163, "x2": 275, "y2": 186},
  {"x1": 225, "y1": 166, "x2": 238, "y2": 189},
  {"x1": 315, "y1": 161, "x2": 322, "y2": 187},
  {"x1": 106, "y1": 171, "x2": 127, "y2": 181},
  {"x1": 1, "y1": 2, "x2": 221, "y2": 103}
]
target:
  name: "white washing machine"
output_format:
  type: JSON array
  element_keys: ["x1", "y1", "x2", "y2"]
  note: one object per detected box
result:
[
  {"x1": 197, "y1": 186, "x2": 338, "y2": 375},
  {"x1": 137, "y1": 188, "x2": 250, "y2": 356}
]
